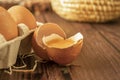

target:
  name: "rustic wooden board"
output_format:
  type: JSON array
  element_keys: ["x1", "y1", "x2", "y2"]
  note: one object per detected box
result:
[
  {"x1": 69, "y1": 22, "x2": 120, "y2": 80},
  {"x1": 42, "y1": 11, "x2": 120, "y2": 80},
  {"x1": 91, "y1": 20, "x2": 120, "y2": 51}
]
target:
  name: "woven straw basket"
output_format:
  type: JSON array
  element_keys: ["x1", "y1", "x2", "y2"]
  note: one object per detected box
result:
[{"x1": 51, "y1": 0, "x2": 120, "y2": 22}]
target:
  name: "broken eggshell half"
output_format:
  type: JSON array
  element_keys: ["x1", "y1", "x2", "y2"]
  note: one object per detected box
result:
[
  {"x1": 32, "y1": 23, "x2": 83, "y2": 65},
  {"x1": 32, "y1": 23, "x2": 66, "y2": 60},
  {"x1": 42, "y1": 33, "x2": 83, "y2": 65}
]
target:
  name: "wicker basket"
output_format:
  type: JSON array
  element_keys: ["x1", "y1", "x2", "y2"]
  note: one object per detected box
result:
[{"x1": 51, "y1": 0, "x2": 120, "y2": 22}]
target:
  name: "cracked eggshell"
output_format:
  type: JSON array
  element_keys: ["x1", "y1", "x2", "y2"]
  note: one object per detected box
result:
[
  {"x1": 8, "y1": 5, "x2": 37, "y2": 30},
  {"x1": 32, "y1": 23, "x2": 66, "y2": 60},
  {"x1": 43, "y1": 33, "x2": 83, "y2": 65},
  {"x1": 0, "y1": 7, "x2": 18, "y2": 40}
]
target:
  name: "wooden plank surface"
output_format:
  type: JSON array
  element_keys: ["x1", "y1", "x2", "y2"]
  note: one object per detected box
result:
[
  {"x1": 42, "y1": 11, "x2": 120, "y2": 80},
  {"x1": 91, "y1": 21, "x2": 120, "y2": 51},
  {"x1": 0, "y1": 7, "x2": 120, "y2": 80}
]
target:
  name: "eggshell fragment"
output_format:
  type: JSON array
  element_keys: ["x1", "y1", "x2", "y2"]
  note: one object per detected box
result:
[
  {"x1": 8, "y1": 5, "x2": 37, "y2": 29},
  {"x1": 0, "y1": 7, "x2": 18, "y2": 40},
  {"x1": 42, "y1": 33, "x2": 83, "y2": 65},
  {"x1": 32, "y1": 23, "x2": 66, "y2": 60}
]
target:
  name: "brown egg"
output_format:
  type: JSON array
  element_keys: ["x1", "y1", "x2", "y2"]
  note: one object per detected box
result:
[
  {"x1": 43, "y1": 33, "x2": 83, "y2": 65},
  {"x1": 8, "y1": 6, "x2": 37, "y2": 29},
  {"x1": 32, "y1": 23, "x2": 66, "y2": 60},
  {"x1": 0, "y1": 7, "x2": 18, "y2": 40}
]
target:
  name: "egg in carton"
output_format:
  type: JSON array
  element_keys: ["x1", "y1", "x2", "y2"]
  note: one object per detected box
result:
[
  {"x1": 0, "y1": 23, "x2": 31, "y2": 69},
  {"x1": 0, "y1": 22, "x2": 42, "y2": 69},
  {"x1": 0, "y1": 5, "x2": 43, "y2": 69}
]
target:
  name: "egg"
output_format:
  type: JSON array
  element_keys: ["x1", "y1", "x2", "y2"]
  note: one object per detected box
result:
[
  {"x1": 32, "y1": 23, "x2": 66, "y2": 60},
  {"x1": 43, "y1": 33, "x2": 83, "y2": 65},
  {"x1": 8, "y1": 6, "x2": 37, "y2": 30},
  {"x1": 32, "y1": 23, "x2": 83, "y2": 65},
  {"x1": 0, "y1": 7, "x2": 18, "y2": 40}
]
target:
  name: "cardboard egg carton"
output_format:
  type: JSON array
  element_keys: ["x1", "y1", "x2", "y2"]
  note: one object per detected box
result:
[{"x1": 0, "y1": 22, "x2": 43, "y2": 69}]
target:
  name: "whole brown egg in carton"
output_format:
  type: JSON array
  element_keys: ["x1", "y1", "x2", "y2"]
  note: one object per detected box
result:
[
  {"x1": 0, "y1": 6, "x2": 19, "y2": 69},
  {"x1": 0, "y1": 7, "x2": 18, "y2": 41},
  {"x1": 32, "y1": 23, "x2": 83, "y2": 65},
  {"x1": 8, "y1": 5, "x2": 37, "y2": 30},
  {"x1": 8, "y1": 5, "x2": 38, "y2": 55}
]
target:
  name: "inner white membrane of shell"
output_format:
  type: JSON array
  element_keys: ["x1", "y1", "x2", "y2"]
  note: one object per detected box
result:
[{"x1": 42, "y1": 32, "x2": 83, "y2": 49}]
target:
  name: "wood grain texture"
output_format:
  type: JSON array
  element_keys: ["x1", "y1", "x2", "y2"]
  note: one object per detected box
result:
[
  {"x1": 0, "y1": 6, "x2": 120, "y2": 80},
  {"x1": 43, "y1": 11, "x2": 120, "y2": 80},
  {"x1": 91, "y1": 20, "x2": 120, "y2": 51}
]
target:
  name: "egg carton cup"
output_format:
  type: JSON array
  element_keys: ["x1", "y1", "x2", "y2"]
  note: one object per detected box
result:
[{"x1": 0, "y1": 22, "x2": 43, "y2": 69}]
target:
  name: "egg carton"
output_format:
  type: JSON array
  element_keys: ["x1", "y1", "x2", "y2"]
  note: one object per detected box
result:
[{"x1": 0, "y1": 22, "x2": 43, "y2": 69}]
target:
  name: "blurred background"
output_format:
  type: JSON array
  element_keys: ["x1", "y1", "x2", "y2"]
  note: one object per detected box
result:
[
  {"x1": 0, "y1": 0, "x2": 51, "y2": 11},
  {"x1": 0, "y1": 0, "x2": 120, "y2": 23}
]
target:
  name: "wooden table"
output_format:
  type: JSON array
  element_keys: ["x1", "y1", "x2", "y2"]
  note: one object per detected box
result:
[{"x1": 0, "y1": 6, "x2": 120, "y2": 80}]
